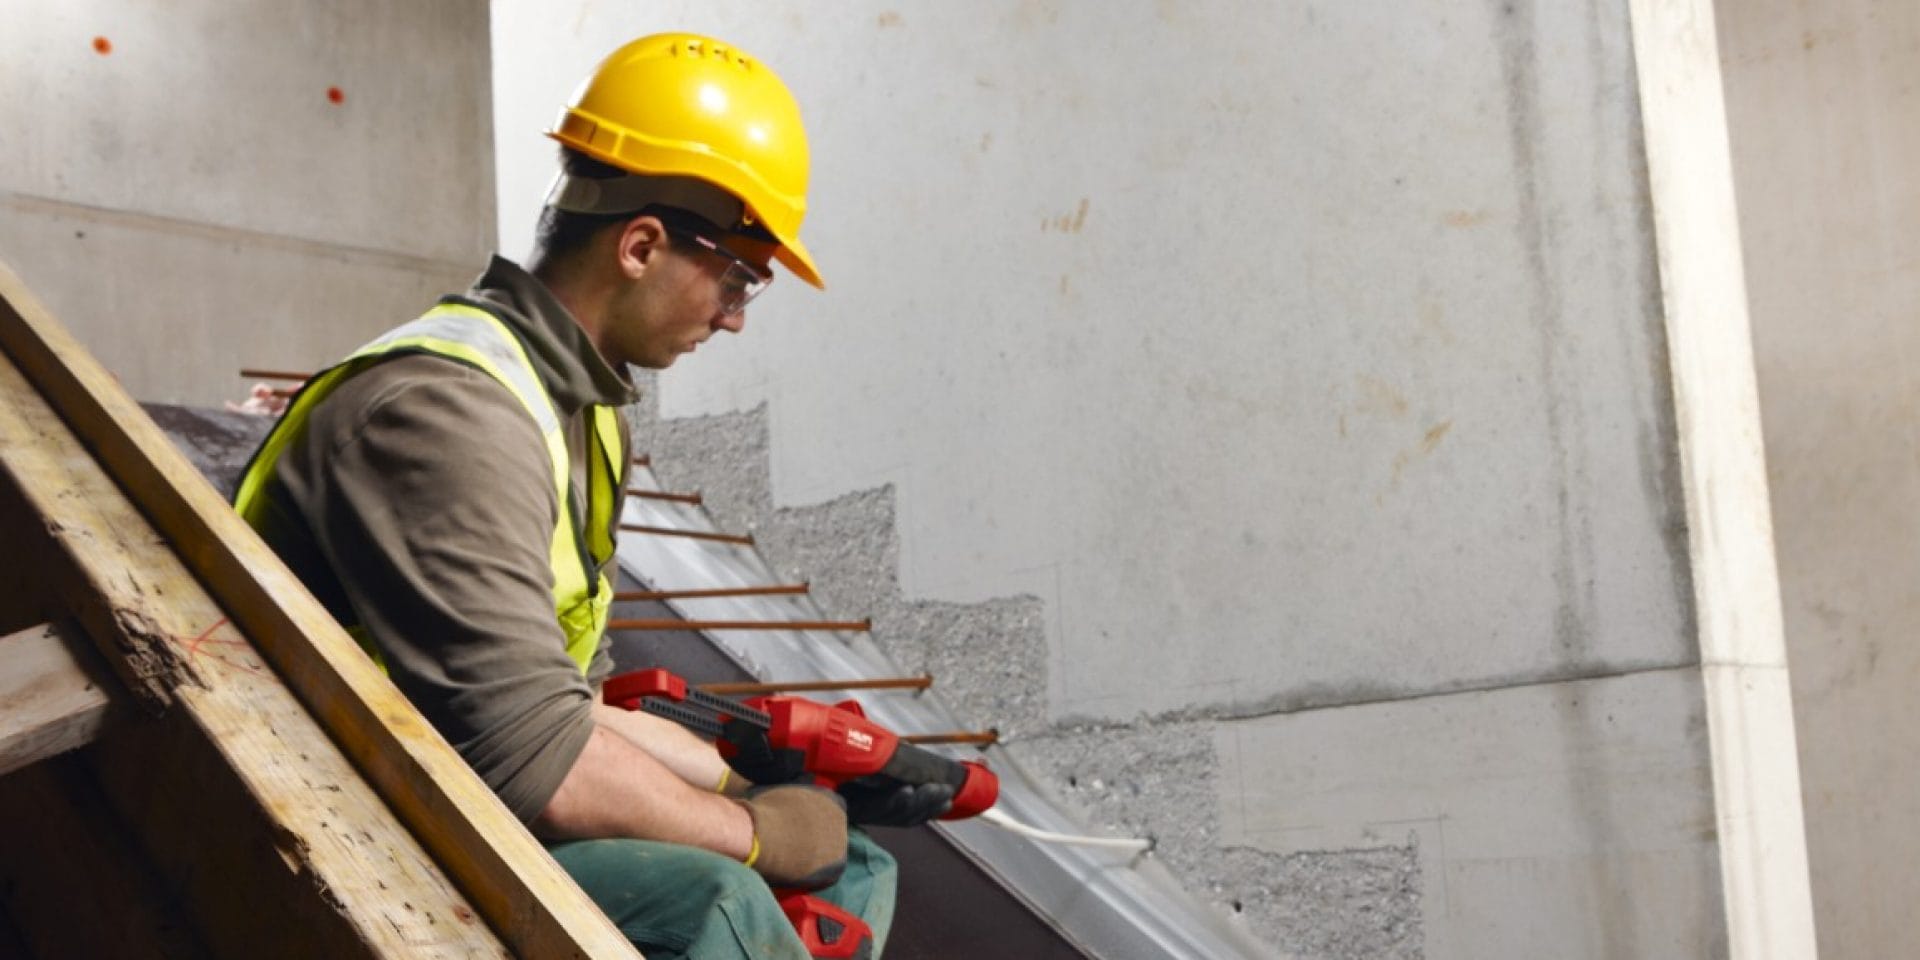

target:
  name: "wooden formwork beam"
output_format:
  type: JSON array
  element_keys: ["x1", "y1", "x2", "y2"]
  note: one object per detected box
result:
[
  {"x1": 0, "y1": 342, "x2": 510, "y2": 958},
  {"x1": 0, "y1": 261, "x2": 637, "y2": 958},
  {"x1": 0, "y1": 621, "x2": 115, "y2": 778}
]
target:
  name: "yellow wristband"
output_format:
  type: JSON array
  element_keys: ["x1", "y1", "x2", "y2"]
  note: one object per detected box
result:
[
  {"x1": 714, "y1": 768, "x2": 732, "y2": 795},
  {"x1": 743, "y1": 834, "x2": 761, "y2": 868}
]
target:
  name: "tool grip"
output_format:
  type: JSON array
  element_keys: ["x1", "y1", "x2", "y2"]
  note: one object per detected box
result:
[
  {"x1": 777, "y1": 893, "x2": 874, "y2": 960},
  {"x1": 880, "y1": 742, "x2": 999, "y2": 820}
]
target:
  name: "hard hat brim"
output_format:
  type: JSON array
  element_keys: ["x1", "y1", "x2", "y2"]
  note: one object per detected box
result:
[{"x1": 775, "y1": 235, "x2": 825, "y2": 290}]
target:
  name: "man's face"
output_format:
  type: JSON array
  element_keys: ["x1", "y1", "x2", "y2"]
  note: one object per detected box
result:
[{"x1": 613, "y1": 230, "x2": 774, "y2": 370}]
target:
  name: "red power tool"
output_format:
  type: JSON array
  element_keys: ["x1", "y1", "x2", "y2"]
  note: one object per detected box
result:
[
  {"x1": 604, "y1": 668, "x2": 1000, "y2": 959},
  {"x1": 604, "y1": 668, "x2": 999, "y2": 818}
]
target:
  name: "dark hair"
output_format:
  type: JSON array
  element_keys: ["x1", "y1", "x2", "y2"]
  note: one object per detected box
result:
[
  {"x1": 531, "y1": 149, "x2": 766, "y2": 265},
  {"x1": 530, "y1": 150, "x2": 642, "y2": 264}
]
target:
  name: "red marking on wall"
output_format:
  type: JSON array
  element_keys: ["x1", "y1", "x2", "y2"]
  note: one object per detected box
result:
[
  {"x1": 327, "y1": 86, "x2": 345, "y2": 105},
  {"x1": 92, "y1": 36, "x2": 113, "y2": 55}
]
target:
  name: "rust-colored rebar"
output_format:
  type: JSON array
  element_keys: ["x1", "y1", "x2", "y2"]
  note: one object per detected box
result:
[
  {"x1": 239, "y1": 368, "x2": 312, "y2": 382},
  {"x1": 698, "y1": 675, "x2": 932, "y2": 696},
  {"x1": 627, "y1": 487, "x2": 703, "y2": 505},
  {"x1": 632, "y1": 454, "x2": 651, "y2": 468},
  {"x1": 615, "y1": 584, "x2": 810, "y2": 602},
  {"x1": 607, "y1": 618, "x2": 871, "y2": 632},
  {"x1": 620, "y1": 523, "x2": 753, "y2": 546},
  {"x1": 903, "y1": 729, "x2": 1000, "y2": 747}
]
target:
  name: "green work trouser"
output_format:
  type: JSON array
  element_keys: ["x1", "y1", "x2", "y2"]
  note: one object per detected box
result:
[{"x1": 549, "y1": 829, "x2": 897, "y2": 959}]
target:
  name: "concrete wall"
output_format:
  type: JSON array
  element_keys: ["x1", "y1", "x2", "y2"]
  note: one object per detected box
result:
[
  {"x1": 489, "y1": 3, "x2": 1811, "y2": 957},
  {"x1": 1718, "y1": 1, "x2": 1920, "y2": 956},
  {"x1": 0, "y1": 0, "x2": 494, "y2": 405}
]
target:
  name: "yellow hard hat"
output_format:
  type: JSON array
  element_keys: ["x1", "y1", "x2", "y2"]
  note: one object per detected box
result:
[{"x1": 549, "y1": 33, "x2": 824, "y2": 289}]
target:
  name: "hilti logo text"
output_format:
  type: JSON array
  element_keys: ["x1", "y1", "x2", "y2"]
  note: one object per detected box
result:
[{"x1": 847, "y1": 730, "x2": 874, "y2": 751}]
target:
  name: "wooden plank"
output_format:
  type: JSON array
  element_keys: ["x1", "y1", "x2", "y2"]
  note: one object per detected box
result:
[
  {"x1": 0, "y1": 753, "x2": 211, "y2": 960},
  {"x1": 0, "y1": 621, "x2": 116, "y2": 778},
  {"x1": 0, "y1": 345, "x2": 510, "y2": 957},
  {"x1": 0, "y1": 260, "x2": 637, "y2": 958},
  {"x1": 88, "y1": 706, "x2": 473, "y2": 960}
]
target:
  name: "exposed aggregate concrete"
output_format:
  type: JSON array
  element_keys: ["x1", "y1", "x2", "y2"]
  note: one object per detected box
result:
[{"x1": 631, "y1": 393, "x2": 1425, "y2": 959}]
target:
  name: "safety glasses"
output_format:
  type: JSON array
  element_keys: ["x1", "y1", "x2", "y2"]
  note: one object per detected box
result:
[{"x1": 668, "y1": 227, "x2": 774, "y2": 316}]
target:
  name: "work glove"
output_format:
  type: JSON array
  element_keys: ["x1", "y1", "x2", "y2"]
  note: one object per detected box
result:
[
  {"x1": 738, "y1": 785, "x2": 849, "y2": 891},
  {"x1": 837, "y1": 776, "x2": 955, "y2": 828},
  {"x1": 721, "y1": 717, "x2": 809, "y2": 787}
]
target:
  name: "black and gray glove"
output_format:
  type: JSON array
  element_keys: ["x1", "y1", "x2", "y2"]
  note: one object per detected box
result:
[
  {"x1": 721, "y1": 717, "x2": 809, "y2": 786},
  {"x1": 837, "y1": 775, "x2": 956, "y2": 827}
]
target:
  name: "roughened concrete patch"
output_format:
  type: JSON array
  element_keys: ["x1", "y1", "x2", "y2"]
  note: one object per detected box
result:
[
  {"x1": 630, "y1": 396, "x2": 1425, "y2": 958},
  {"x1": 1022, "y1": 723, "x2": 1422, "y2": 960},
  {"x1": 633, "y1": 399, "x2": 1052, "y2": 741}
]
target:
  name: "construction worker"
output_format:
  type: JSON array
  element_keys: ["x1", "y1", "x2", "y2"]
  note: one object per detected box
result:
[{"x1": 234, "y1": 33, "x2": 942, "y2": 958}]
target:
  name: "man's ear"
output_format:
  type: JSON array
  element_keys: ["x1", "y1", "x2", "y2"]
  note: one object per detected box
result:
[{"x1": 615, "y1": 215, "x2": 669, "y2": 280}]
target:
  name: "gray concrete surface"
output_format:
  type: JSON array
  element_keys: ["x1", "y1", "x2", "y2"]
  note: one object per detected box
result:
[
  {"x1": 498, "y1": 0, "x2": 1692, "y2": 723},
  {"x1": 0, "y1": 0, "x2": 494, "y2": 405},
  {"x1": 1718, "y1": 0, "x2": 1920, "y2": 955},
  {"x1": 1219, "y1": 668, "x2": 1723, "y2": 958},
  {"x1": 6, "y1": 0, "x2": 1865, "y2": 956},
  {"x1": 498, "y1": 3, "x2": 1753, "y2": 956}
]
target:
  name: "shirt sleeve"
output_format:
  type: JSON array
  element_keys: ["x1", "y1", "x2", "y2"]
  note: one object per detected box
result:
[{"x1": 279, "y1": 355, "x2": 594, "y2": 822}]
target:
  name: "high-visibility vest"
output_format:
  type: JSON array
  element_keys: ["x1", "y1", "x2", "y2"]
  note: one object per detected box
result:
[{"x1": 233, "y1": 301, "x2": 623, "y2": 674}]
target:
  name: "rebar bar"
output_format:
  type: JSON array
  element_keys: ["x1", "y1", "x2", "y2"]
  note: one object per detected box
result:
[
  {"x1": 620, "y1": 524, "x2": 753, "y2": 546},
  {"x1": 615, "y1": 584, "x2": 810, "y2": 602},
  {"x1": 626, "y1": 488, "x2": 703, "y2": 505},
  {"x1": 698, "y1": 675, "x2": 932, "y2": 696},
  {"x1": 903, "y1": 730, "x2": 1000, "y2": 747}
]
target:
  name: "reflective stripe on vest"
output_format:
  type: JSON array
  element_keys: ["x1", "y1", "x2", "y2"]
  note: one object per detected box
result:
[{"x1": 233, "y1": 302, "x2": 623, "y2": 675}]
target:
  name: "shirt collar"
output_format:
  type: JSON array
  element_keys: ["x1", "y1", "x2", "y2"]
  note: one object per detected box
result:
[{"x1": 457, "y1": 255, "x2": 639, "y2": 415}]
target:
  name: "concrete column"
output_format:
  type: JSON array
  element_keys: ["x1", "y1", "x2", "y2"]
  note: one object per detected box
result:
[{"x1": 1628, "y1": 0, "x2": 1818, "y2": 954}]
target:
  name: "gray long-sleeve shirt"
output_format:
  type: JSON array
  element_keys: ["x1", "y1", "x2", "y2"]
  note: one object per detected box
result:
[{"x1": 248, "y1": 255, "x2": 637, "y2": 820}]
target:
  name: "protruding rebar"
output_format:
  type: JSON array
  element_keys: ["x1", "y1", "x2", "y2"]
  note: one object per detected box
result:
[
  {"x1": 698, "y1": 675, "x2": 932, "y2": 696},
  {"x1": 239, "y1": 368, "x2": 311, "y2": 382},
  {"x1": 607, "y1": 618, "x2": 871, "y2": 632},
  {"x1": 632, "y1": 455, "x2": 651, "y2": 468},
  {"x1": 904, "y1": 729, "x2": 1000, "y2": 747},
  {"x1": 620, "y1": 523, "x2": 753, "y2": 546},
  {"x1": 627, "y1": 487, "x2": 703, "y2": 505},
  {"x1": 615, "y1": 584, "x2": 810, "y2": 602}
]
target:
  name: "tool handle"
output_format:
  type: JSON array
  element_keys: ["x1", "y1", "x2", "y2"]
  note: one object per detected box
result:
[
  {"x1": 878, "y1": 742, "x2": 999, "y2": 820},
  {"x1": 776, "y1": 893, "x2": 874, "y2": 960}
]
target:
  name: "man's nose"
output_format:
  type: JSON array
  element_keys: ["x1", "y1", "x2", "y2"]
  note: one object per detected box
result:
[{"x1": 714, "y1": 309, "x2": 746, "y2": 334}]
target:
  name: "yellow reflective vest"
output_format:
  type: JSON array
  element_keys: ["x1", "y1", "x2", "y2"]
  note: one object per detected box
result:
[{"x1": 233, "y1": 302, "x2": 623, "y2": 674}]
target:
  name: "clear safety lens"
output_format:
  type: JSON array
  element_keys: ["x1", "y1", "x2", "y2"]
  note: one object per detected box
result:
[{"x1": 677, "y1": 229, "x2": 772, "y2": 316}]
